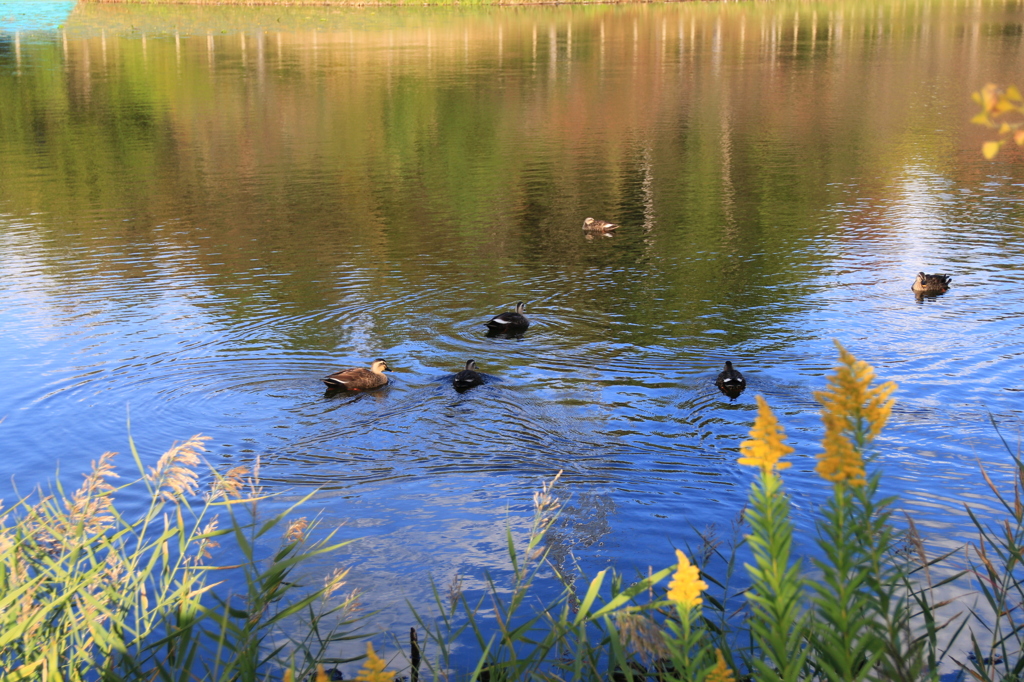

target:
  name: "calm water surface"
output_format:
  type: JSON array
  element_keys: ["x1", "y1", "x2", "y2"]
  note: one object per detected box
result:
[{"x1": 2, "y1": 0, "x2": 1024, "y2": 662}]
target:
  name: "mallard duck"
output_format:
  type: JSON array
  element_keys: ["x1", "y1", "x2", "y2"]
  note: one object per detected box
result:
[
  {"x1": 716, "y1": 361, "x2": 746, "y2": 393},
  {"x1": 323, "y1": 358, "x2": 391, "y2": 390},
  {"x1": 583, "y1": 217, "x2": 619, "y2": 233},
  {"x1": 911, "y1": 272, "x2": 951, "y2": 294},
  {"x1": 453, "y1": 359, "x2": 485, "y2": 391},
  {"x1": 485, "y1": 302, "x2": 529, "y2": 332}
]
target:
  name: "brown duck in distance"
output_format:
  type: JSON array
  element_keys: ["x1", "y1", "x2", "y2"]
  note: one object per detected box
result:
[
  {"x1": 912, "y1": 272, "x2": 951, "y2": 294},
  {"x1": 582, "y1": 217, "x2": 619, "y2": 233},
  {"x1": 323, "y1": 359, "x2": 391, "y2": 390}
]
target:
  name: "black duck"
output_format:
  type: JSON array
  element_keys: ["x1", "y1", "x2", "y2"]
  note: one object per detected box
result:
[
  {"x1": 485, "y1": 302, "x2": 529, "y2": 333},
  {"x1": 716, "y1": 361, "x2": 746, "y2": 398},
  {"x1": 453, "y1": 359, "x2": 485, "y2": 391}
]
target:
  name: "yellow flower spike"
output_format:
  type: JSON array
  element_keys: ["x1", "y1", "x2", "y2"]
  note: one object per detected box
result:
[
  {"x1": 666, "y1": 549, "x2": 707, "y2": 610},
  {"x1": 705, "y1": 649, "x2": 736, "y2": 682},
  {"x1": 814, "y1": 342, "x2": 897, "y2": 486},
  {"x1": 354, "y1": 643, "x2": 395, "y2": 682},
  {"x1": 818, "y1": 411, "x2": 865, "y2": 486},
  {"x1": 738, "y1": 396, "x2": 794, "y2": 474}
]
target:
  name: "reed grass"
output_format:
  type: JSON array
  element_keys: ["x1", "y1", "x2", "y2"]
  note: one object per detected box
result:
[
  {"x1": 0, "y1": 433, "x2": 361, "y2": 681},
  {"x1": 2, "y1": 343, "x2": 1020, "y2": 680}
]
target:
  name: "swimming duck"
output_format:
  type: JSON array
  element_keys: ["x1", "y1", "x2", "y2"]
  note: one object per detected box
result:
[
  {"x1": 323, "y1": 359, "x2": 391, "y2": 390},
  {"x1": 912, "y1": 272, "x2": 951, "y2": 294},
  {"x1": 485, "y1": 302, "x2": 529, "y2": 333},
  {"x1": 453, "y1": 359, "x2": 485, "y2": 391},
  {"x1": 716, "y1": 361, "x2": 746, "y2": 396},
  {"x1": 583, "y1": 217, "x2": 619, "y2": 233}
]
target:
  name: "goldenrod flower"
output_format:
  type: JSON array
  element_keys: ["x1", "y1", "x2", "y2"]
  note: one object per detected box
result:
[
  {"x1": 814, "y1": 342, "x2": 897, "y2": 486},
  {"x1": 667, "y1": 549, "x2": 707, "y2": 609},
  {"x1": 705, "y1": 649, "x2": 735, "y2": 682},
  {"x1": 354, "y1": 643, "x2": 394, "y2": 682},
  {"x1": 738, "y1": 396, "x2": 793, "y2": 474}
]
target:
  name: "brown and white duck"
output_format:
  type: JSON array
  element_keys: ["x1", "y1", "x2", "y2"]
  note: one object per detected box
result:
[
  {"x1": 582, "y1": 217, "x2": 619, "y2": 233},
  {"x1": 911, "y1": 272, "x2": 951, "y2": 294},
  {"x1": 323, "y1": 359, "x2": 391, "y2": 390}
]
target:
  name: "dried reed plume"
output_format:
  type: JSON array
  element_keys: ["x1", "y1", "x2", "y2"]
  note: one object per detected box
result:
[{"x1": 146, "y1": 435, "x2": 209, "y2": 501}]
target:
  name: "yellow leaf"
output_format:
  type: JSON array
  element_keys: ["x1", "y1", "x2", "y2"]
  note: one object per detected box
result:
[
  {"x1": 996, "y1": 97, "x2": 1018, "y2": 113},
  {"x1": 1014, "y1": 129, "x2": 1024, "y2": 145},
  {"x1": 1008, "y1": 85, "x2": 1023, "y2": 102},
  {"x1": 972, "y1": 91, "x2": 982, "y2": 105},
  {"x1": 1000, "y1": 122, "x2": 1012, "y2": 135},
  {"x1": 983, "y1": 140, "x2": 1003, "y2": 160},
  {"x1": 972, "y1": 113, "x2": 995, "y2": 128}
]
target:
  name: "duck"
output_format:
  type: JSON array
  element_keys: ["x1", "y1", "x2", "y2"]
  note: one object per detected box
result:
[
  {"x1": 716, "y1": 361, "x2": 746, "y2": 395},
  {"x1": 582, "y1": 217, "x2": 619, "y2": 233},
  {"x1": 453, "y1": 359, "x2": 485, "y2": 391},
  {"x1": 322, "y1": 359, "x2": 391, "y2": 390},
  {"x1": 485, "y1": 302, "x2": 529, "y2": 333},
  {"x1": 911, "y1": 272, "x2": 951, "y2": 294}
]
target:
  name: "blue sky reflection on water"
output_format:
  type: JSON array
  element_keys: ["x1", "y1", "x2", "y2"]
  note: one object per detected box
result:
[{"x1": 0, "y1": 1, "x2": 74, "y2": 31}]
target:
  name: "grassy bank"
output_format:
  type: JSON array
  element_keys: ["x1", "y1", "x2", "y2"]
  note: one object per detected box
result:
[{"x1": 1, "y1": 344, "x2": 1016, "y2": 680}]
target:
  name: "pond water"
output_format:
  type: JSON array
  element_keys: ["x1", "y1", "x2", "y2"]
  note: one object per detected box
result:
[{"x1": 2, "y1": 0, "x2": 1024, "y2": 669}]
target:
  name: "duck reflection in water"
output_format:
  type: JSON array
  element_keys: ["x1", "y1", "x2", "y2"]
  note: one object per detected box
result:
[
  {"x1": 484, "y1": 301, "x2": 529, "y2": 338},
  {"x1": 452, "y1": 359, "x2": 486, "y2": 393},
  {"x1": 716, "y1": 361, "x2": 746, "y2": 400}
]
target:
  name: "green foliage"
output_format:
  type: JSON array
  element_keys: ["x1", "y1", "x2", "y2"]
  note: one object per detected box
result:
[
  {"x1": 744, "y1": 469, "x2": 807, "y2": 681},
  {"x1": 808, "y1": 480, "x2": 886, "y2": 682}
]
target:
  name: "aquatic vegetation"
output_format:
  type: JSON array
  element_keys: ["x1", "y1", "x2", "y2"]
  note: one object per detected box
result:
[{"x1": 0, "y1": 435, "x2": 360, "y2": 681}]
